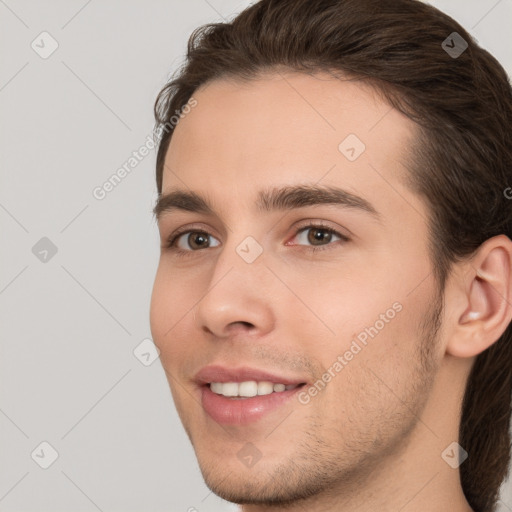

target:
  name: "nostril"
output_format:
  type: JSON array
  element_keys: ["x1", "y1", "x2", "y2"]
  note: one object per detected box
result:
[{"x1": 228, "y1": 321, "x2": 255, "y2": 330}]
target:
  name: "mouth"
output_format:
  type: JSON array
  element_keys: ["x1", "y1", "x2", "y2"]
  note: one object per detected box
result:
[
  {"x1": 200, "y1": 382, "x2": 307, "y2": 425},
  {"x1": 195, "y1": 365, "x2": 309, "y2": 425},
  {"x1": 208, "y1": 380, "x2": 305, "y2": 398}
]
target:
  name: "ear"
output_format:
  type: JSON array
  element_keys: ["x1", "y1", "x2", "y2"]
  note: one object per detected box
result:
[{"x1": 446, "y1": 235, "x2": 512, "y2": 358}]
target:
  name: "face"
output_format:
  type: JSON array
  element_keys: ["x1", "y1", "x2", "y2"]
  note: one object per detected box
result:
[{"x1": 150, "y1": 71, "x2": 444, "y2": 506}]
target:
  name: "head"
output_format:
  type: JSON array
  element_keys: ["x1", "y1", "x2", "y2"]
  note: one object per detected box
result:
[{"x1": 149, "y1": 1, "x2": 512, "y2": 510}]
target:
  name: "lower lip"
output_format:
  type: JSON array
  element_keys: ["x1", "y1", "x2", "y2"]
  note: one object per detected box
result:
[{"x1": 200, "y1": 384, "x2": 305, "y2": 425}]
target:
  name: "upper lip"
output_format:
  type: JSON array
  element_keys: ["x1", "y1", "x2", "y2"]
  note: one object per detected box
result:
[{"x1": 195, "y1": 365, "x2": 308, "y2": 386}]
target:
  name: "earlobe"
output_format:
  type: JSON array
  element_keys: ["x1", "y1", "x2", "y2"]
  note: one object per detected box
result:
[{"x1": 446, "y1": 236, "x2": 512, "y2": 359}]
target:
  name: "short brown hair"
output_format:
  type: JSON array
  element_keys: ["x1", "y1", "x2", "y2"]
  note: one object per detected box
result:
[{"x1": 153, "y1": 1, "x2": 512, "y2": 509}]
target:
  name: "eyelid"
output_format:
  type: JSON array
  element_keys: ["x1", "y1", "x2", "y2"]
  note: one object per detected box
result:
[
  {"x1": 164, "y1": 222, "x2": 221, "y2": 248},
  {"x1": 165, "y1": 222, "x2": 220, "y2": 240},
  {"x1": 286, "y1": 219, "x2": 350, "y2": 244}
]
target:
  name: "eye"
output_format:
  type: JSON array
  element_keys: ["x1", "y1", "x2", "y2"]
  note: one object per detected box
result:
[
  {"x1": 295, "y1": 226, "x2": 340, "y2": 246},
  {"x1": 169, "y1": 230, "x2": 221, "y2": 251},
  {"x1": 163, "y1": 221, "x2": 349, "y2": 257},
  {"x1": 287, "y1": 223, "x2": 349, "y2": 250}
]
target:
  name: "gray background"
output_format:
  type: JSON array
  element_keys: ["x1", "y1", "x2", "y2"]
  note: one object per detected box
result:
[{"x1": 1, "y1": 0, "x2": 511, "y2": 511}]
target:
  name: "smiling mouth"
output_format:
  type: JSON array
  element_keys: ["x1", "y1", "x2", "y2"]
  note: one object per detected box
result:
[
  {"x1": 200, "y1": 378, "x2": 308, "y2": 425},
  {"x1": 208, "y1": 381, "x2": 307, "y2": 399}
]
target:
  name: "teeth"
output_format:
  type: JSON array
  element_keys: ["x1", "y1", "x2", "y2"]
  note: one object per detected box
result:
[
  {"x1": 258, "y1": 381, "x2": 274, "y2": 396},
  {"x1": 239, "y1": 381, "x2": 258, "y2": 397},
  {"x1": 209, "y1": 381, "x2": 300, "y2": 398},
  {"x1": 222, "y1": 382, "x2": 239, "y2": 397},
  {"x1": 210, "y1": 382, "x2": 223, "y2": 394}
]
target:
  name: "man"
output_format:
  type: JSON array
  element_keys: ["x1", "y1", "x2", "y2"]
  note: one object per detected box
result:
[{"x1": 149, "y1": 0, "x2": 512, "y2": 510}]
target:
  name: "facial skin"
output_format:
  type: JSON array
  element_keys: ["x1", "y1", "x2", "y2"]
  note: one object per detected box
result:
[{"x1": 149, "y1": 71, "x2": 508, "y2": 511}]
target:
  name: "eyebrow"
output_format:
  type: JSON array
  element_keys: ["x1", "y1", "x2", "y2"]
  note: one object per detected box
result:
[{"x1": 153, "y1": 184, "x2": 380, "y2": 222}]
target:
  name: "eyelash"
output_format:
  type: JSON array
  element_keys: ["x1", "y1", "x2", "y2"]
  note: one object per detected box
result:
[{"x1": 164, "y1": 222, "x2": 350, "y2": 258}]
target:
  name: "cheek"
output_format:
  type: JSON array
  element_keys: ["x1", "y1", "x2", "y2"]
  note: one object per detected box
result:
[
  {"x1": 149, "y1": 264, "x2": 198, "y2": 357},
  {"x1": 279, "y1": 260, "x2": 430, "y2": 371},
  {"x1": 149, "y1": 267, "x2": 171, "y2": 342}
]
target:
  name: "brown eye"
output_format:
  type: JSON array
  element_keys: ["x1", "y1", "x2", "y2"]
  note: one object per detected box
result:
[
  {"x1": 170, "y1": 231, "x2": 221, "y2": 251},
  {"x1": 292, "y1": 225, "x2": 344, "y2": 247},
  {"x1": 307, "y1": 227, "x2": 335, "y2": 245},
  {"x1": 187, "y1": 232, "x2": 210, "y2": 250}
]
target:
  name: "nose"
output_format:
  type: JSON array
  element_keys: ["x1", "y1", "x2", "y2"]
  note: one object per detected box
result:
[{"x1": 194, "y1": 245, "x2": 276, "y2": 339}]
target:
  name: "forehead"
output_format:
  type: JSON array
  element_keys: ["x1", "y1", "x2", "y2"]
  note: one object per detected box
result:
[{"x1": 162, "y1": 71, "x2": 425, "y2": 224}]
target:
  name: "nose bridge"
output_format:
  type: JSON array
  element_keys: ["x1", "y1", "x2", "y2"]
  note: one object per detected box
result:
[
  {"x1": 211, "y1": 220, "x2": 268, "y2": 284},
  {"x1": 194, "y1": 229, "x2": 274, "y2": 337}
]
